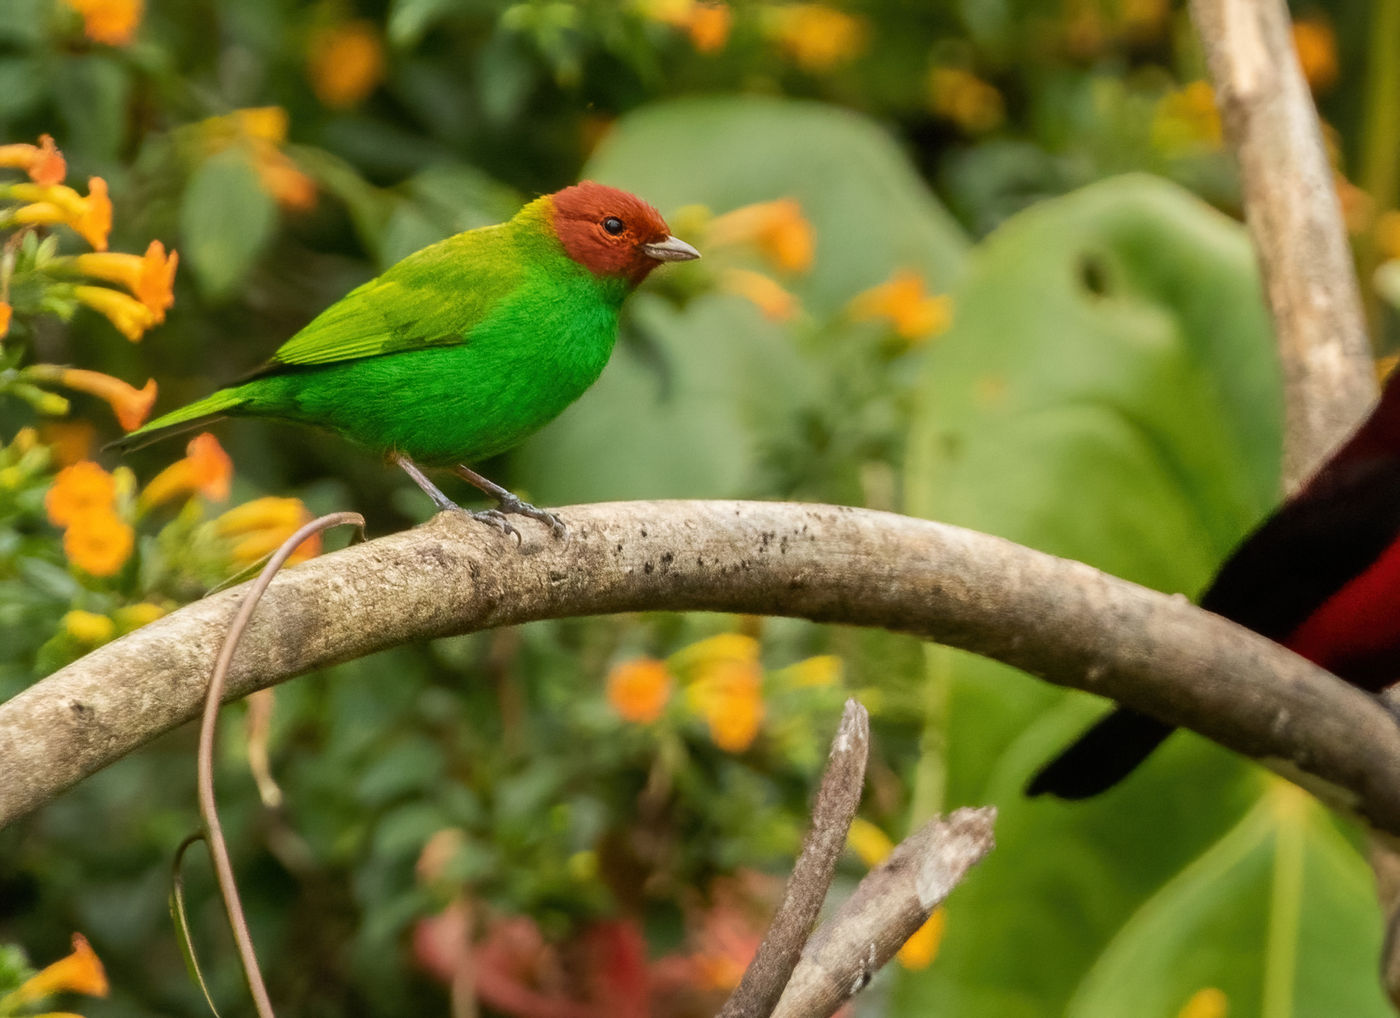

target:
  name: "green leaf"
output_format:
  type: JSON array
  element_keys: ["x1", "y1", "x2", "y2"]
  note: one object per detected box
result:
[
  {"x1": 52, "y1": 54, "x2": 130, "y2": 166},
  {"x1": 179, "y1": 148, "x2": 279, "y2": 301},
  {"x1": 895, "y1": 174, "x2": 1299, "y2": 1013},
  {"x1": 386, "y1": 0, "x2": 464, "y2": 48},
  {"x1": 1067, "y1": 789, "x2": 1389, "y2": 1018}
]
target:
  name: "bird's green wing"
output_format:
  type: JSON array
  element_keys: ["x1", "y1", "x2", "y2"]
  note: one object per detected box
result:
[{"x1": 267, "y1": 224, "x2": 528, "y2": 367}]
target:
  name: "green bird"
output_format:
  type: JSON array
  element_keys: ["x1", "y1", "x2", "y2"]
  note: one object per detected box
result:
[{"x1": 114, "y1": 182, "x2": 700, "y2": 537}]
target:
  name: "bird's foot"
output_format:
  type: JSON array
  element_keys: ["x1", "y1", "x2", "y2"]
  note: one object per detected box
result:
[{"x1": 494, "y1": 492, "x2": 567, "y2": 539}]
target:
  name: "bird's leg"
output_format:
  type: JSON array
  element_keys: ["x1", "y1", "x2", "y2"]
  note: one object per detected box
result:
[
  {"x1": 453, "y1": 463, "x2": 567, "y2": 539},
  {"x1": 392, "y1": 453, "x2": 521, "y2": 541},
  {"x1": 393, "y1": 453, "x2": 459, "y2": 511}
]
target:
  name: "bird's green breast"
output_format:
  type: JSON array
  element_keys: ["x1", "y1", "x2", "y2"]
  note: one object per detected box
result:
[{"x1": 239, "y1": 254, "x2": 629, "y2": 465}]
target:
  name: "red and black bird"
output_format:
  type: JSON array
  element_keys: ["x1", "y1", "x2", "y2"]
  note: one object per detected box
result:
[{"x1": 1028, "y1": 369, "x2": 1400, "y2": 799}]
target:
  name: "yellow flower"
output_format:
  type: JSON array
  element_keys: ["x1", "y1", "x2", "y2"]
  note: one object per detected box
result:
[
  {"x1": 1152, "y1": 80, "x2": 1223, "y2": 156},
  {"x1": 63, "y1": 0, "x2": 142, "y2": 45},
  {"x1": 708, "y1": 198, "x2": 815, "y2": 273},
  {"x1": 849, "y1": 269, "x2": 953, "y2": 344},
  {"x1": 45, "y1": 460, "x2": 117, "y2": 527},
  {"x1": 73, "y1": 285, "x2": 157, "y2": 341},
  {"x1": 9, "y1": 177, "x2": 112, "y2": 250},
  {"x1": 846, "y1": 816, "x2": 894, "y2": 866},
  {"x1": 1177, "y1": 987, "x2": 1229, "y2": 1018},
  {"x1": 27, "y1": 365, "x2": 157, "y2": 431},
  {"x1": 308, "y1": 20, "x2": 386, "y2": 109},
  {"x1": 669, "y1": 632, "x2": 760, "y2": 673},
  {"x1": 778, "y1": 654, "x2": 842, "y2": 687},
  {"x1": 140, "y1": 432, "x2": 233, "y2": 510},
  {"x1": 231, "y1": 106, "x2": 290, "y2": 144},
  {"x1": 687, "y1": 657, "x2": 764, "y2": 752},
  {"x1": 72, "y1": 240, "x2": 178, "y2": 319},
  {"x1": 115, "y1": 601, "x2": 166, "y2": 632},
  {"x1": 64, "y1": 508, "x2": 135, "y2": 576},
  {"x1": 0, "y1": 300, "x2": 10, "y2": 338},
  {"x1": 766, "y1": 4, "x2": 866, "y2": 72},
  {"x1": 897, "y1": 908, "x2": 945, "y2": 970},
  {"x1": 1, "y1": 932, "x2": 108, "y2": 1008},
  {"x1": 721, "y1": 268, "x2": 799, "y2": 322},
  {"x1": 927, "y1": 67, "x2": 1005, "y2": 134},
  {"x1": 62, "y1": 609, "x2": 116, "y2": 644},
  {"x1": 1292, "y1": 17, "x2": 1338, "y2": 93},
  {"x1": 213, "y1": 495, "x2": 320, "y2": 566},
  {"x1": 606, "y1": 657, "x2": 673, "y2": 722},
  {"x1": 0, "y1": 133, "x2": 66, "y2": 186}
]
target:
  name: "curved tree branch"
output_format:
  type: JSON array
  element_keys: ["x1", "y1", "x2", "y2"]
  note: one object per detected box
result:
[{"x1": 3, "y1": 500, "x2": 1400, "y2": 834}]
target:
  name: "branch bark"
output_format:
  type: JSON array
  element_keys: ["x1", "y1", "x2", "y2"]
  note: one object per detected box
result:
[
  {"x1": 5, "y1": 501, "x2": 1400, "y2": 836},
  {"x1": 1190, "y1": 0, "x2": 1377, "y2": 487}
]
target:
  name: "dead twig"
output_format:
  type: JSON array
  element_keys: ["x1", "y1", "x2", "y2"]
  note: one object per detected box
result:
[
  {"x1": 771, "y1": 806, "x2": 996, "y2": 1018},
  {"x1": 719, "y1": 699, "x2": 870, "y2": 1018},
  {"x1": 1189, "y1": 0, "x2": 1376, "y2": 487}
]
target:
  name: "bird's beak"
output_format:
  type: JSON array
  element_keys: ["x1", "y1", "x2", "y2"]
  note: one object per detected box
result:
[{"x1": 642, "y1": 235, "x2": 701, "y2": 262}]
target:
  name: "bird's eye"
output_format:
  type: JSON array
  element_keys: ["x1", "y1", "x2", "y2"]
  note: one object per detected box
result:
[{"x1": 602, "y1": 216, "x2": 625, "y2": 236}]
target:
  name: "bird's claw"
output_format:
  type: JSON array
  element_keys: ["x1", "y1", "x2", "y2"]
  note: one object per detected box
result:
[
  {"x1": 469, "y1": 508, "x2": 522, "y2": 544},
  {"x1": 495, "y1": 494, "x2": 567, "y2": 539}
]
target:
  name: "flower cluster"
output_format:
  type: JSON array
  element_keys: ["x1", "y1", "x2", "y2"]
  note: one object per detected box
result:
[
  {"x1": 0, "y1": 133, "x2": 177, "y2": 360},
  {"x1": 634, "y1": 2, "x2": 866, "y2": 69},
  {"x1": 0, "y1": 134, "x2": 325, "y2": 677},
  {"x1": 607, "y1": 632, "x2": 842, "y2": 754}
]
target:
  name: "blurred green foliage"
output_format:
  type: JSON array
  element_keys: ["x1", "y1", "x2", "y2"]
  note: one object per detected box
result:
[{"x1": 2, "y1": 0, "x2": 1398, "y2": 1016}]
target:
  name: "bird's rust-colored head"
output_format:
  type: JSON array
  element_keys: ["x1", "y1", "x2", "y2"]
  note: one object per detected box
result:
[{"x1": 551, "y1": 181, "x2": 700, "y2": 286}]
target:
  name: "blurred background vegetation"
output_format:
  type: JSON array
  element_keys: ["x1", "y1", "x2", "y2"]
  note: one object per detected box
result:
[{"x1": 1, "y1": 0, "x2": 1398, "y2": 1015}]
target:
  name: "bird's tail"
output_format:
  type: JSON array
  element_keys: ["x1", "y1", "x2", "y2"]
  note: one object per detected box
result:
[
  {"x1": 1026, "y1": 707, "x2": 1173, "y2": 799},
  {"x1": 105, "y1": 387, "x2": 249, "y2": 453}
]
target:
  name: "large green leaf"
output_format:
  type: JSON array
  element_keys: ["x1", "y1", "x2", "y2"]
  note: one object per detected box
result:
[
  {"x1": 179, "y1": 148, "x2": 279, "y2": 301},
  {"x1": 888, "y1": 175, "x2": 1386, "y2": 1016},
  {"x1": 515, "y1": 95, "x2": 969, "y2": 503}
]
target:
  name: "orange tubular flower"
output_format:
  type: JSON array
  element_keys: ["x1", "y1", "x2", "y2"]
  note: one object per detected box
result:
[
  {"x1": 73, "y1": 285, "x2": 157, "y2": 341},
  {"x1": 213, "y1": 496, "x2": 320, "y2": 566},
  {"x1": 28, "y1": 365, "x2": 157, "y2": 431},
  {"x1": 64, "y1": 0, "x2": 143, "y2": 46},
  {"x1": 606, "y1": 657, "x2": 673, "y2": 722},
  {"x1": 201, "y1": 108, "x2": 318, "y2": 211},
  {"x1": 307, "y1": 20, "x2": 386, "y2": 109},
  {"x1": 10, "y1": 177, "x2": 112, "y2": 250},
  {"x1": 139, "y1": 432, "x2": 232, "y2": 510},
  {"x1": 2, "y1": 932, "x2": 109, "y2": 1008},
  {"x1": 45, "y1": 460, "x2": 117, "y2": 527},
  {"x1": 0, "y1": 300, "x2": 11, "y2": 338},
  {"x1": 72, "y1": 240, "x2": 178, "y2": 319},
  {"x1": 849, "y1": 269, "x2": 953, "y2": 344},
  {"x1": 0, "y1": 133, "x2": 66, "y2": 186},
  {"x1": 707, "y1": 198, "x2": 815, "y2": 273},
  {"x1": 639, "y1": 0, "x2": 733, "y2": 53},
  {"x1": 721, "y1": 268, "x2": 798, "y2": 322}
]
